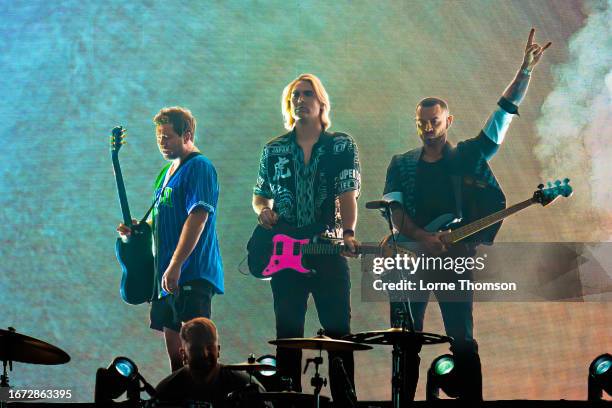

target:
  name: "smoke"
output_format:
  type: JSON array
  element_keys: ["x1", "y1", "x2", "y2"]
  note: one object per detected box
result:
[{"x1": 534, "y1": 0, "x2": 612, "y2": 237}]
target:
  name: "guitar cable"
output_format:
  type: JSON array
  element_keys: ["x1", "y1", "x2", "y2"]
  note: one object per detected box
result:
[{"x1": 237, "y1": 254, "x2": 250, "y2": 276}]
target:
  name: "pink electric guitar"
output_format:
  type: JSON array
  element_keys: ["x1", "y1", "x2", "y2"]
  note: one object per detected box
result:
[{"x1": 246, "y1": 222, "x2": 413, "y2": 279}]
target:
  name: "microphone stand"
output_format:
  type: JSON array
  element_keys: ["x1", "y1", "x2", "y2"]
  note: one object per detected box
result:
[
  {"x1": 379, "y1": 204, "x2": 415, "y2": 332},
  {"x1": 380, "y1": 204, "x2": 417, "y2": 408}
]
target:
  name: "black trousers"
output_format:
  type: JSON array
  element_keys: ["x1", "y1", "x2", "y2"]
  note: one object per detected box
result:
[
  {"x1": 270, "y1": 255, "x2": 354, "y2": 404},
  {"x1": 389, "y1": 267, "x2": 482, "y2": 401}
]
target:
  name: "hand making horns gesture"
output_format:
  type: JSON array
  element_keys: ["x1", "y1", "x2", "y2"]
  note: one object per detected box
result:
[{"x1": 522, "y1": 28, "x2": 552, "y2": 71}]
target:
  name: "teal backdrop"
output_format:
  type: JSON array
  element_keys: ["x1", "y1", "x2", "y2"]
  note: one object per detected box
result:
[{"x1": 1, "y1": 0, "x2": 611, "y2": 402}]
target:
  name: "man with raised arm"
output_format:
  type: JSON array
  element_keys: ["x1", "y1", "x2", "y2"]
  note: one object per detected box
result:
[{"x1": 383, "y1": 29, "x2": 551, "y2": 400}]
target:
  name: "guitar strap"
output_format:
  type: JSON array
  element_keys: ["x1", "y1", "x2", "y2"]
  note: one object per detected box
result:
[{"x1": 140, "y1": 151, "x2": 202, "y2": 223}]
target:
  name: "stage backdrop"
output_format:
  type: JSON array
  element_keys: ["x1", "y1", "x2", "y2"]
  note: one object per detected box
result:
[{"x1": 1, "y1": 0, "x2": 611, "y2": 402}]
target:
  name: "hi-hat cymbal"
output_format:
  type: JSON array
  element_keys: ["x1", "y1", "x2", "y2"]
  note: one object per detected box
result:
[
  {"x1": 0, "y1": 328, "x2": 70, "y2": 365},
  {"x1": 344, "y1": 328, "x2": 451, "y2": 346},
  {"x1": 224, "y1": 361, "x2": 276, "y2": 372},
  {"x1": 270, "y1": 334, "x2": 372, "y2": 352}
]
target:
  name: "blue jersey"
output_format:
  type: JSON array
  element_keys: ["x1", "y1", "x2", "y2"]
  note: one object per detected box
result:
[{"x1": 152, "y1": 154, "x2": 224, "y2": 297}]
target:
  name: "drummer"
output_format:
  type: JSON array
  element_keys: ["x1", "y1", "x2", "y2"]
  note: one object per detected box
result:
[{"x1": 155, "y1": 317, "x2": 270, "y2": 407}]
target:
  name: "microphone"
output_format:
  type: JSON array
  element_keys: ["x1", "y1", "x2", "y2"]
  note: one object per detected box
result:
[
  {"x1": 331, "y1": 357, "x2": 357, "y2": 407},
  {"x1": 365, "y1": 200, "x2": 390, "y2": 210}
]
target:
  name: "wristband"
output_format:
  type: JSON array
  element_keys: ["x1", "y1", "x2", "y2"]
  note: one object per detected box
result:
[{"x1": 497, "y1": 97, "x2": 520, "y2": 116}]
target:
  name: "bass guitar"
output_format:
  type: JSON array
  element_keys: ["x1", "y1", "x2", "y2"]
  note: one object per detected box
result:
[
  {"x1": 110, "y1": 126, "x2": 154, "y2": 305},
  {"x1": 393, "y1": 179, "x2": 573, "y2": 251},
  {"x1": 247, "y1": 222, "x2": 414, "y2": 280}
]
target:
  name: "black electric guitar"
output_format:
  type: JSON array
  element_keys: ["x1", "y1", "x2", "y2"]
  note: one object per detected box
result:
[
  {"x1": 110, "y1": 126, "x2": 154, "y2": 305},
  {"x1": 247, "y1": 222, "x2": 415, "y2": 280}
]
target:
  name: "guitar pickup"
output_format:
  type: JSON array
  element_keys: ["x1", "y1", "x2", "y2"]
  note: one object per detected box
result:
[{"x1": 275, "y1": 241, "x2": 284, "y2": 255}]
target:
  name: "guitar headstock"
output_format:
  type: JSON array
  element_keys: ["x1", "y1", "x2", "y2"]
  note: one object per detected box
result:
[
  {"x1": 110, "y1": 126, "x2": 126, "y2": 154},
  {"x1": 533, "y1": 178, "x2": 573, "y2": 206}
]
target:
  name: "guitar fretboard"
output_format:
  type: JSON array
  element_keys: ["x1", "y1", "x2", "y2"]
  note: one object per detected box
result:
[
  {"x1": 302, "y1": 243, "x2": 384, "y2": 256},
  {"x1": 112, "y1": 151, "x2": 133, "y2": 226},
  {"x1": 443, "y1": 198, "x2": 534, "y2": 244}
]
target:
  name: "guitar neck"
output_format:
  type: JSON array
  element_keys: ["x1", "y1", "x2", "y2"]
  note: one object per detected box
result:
[
  {"x1": 302, "y1": 243, "x2": 383, "y2": 256},
  {"x1": 111, "y1": 152, "x2": 133, "y2": 226},
  {"x1": 443, "y1": 198, "x2": 535, "y2": 244}
]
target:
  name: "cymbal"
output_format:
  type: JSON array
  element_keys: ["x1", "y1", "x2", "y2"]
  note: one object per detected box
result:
[
  {"x1": 344, "y1": 328, "x2": 451, "y2": 346},
  {"x1": 224, "y1": 361, "x2": 276, "y2": 372},
  {"x1": 0, "y1": 328, "x2": 70, "y2": 365},
  {"x1": 270, "y1": 334, "x2": 372, "y2": 352}
]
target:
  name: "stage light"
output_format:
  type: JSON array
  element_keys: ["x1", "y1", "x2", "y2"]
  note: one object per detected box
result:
[
  {"x1": 114, "y1": 357, "x2": 137, "y2": 379},
  {"x1": 94, "y1": 356, "x2": 156, "y2": 404},
  {"x1": 256, "y1": 354, "x2": 277, "y2": 377},
  {"x1": 426, "y1": 354, "x2": 461, "y2": 400},
  {"x1": 253, "y1": 354, "x2": 279, "y2": 391},
  {"x1": 588, "y1": 353, "x2": 612, "y2": 401}
]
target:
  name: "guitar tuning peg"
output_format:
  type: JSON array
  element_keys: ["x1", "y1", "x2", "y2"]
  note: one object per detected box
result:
[
  {"x1": 537, "y1": 183, "x2": 544, "y2": 190},
  {"x1": 121, "y1": 141, "x2": 127, "y2": 145}
]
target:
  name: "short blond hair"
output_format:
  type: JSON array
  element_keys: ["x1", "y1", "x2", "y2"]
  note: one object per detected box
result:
[{"x1": 281, "y1": 73, "x2": 331, "y2": 131}]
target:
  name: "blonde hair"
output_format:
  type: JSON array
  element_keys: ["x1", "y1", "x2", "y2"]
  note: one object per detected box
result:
[{"x1": 281, "y1": 73, "x2": 331, "y2": 131}]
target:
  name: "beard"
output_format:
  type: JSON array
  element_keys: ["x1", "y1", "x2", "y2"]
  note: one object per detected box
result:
[
  {"x1": 421, "y1": 131, "x2": 447, "y2": 146},
  {"x1": 189, "y1": 356, "x2": 217, "y2": 372},
  {"x1": 186, "y1": 347, "x2": 218, "y2": 372}
]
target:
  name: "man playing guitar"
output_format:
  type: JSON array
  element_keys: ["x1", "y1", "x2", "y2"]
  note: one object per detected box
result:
[
  {"x1": 383, "y1": 29, "x2": 551, "y2": 400},
  {"x1": 117, "y1": 107, "x2": 223, "y2": 372},
  {"x1": 253, "y1": 73, "x2": 360, "y2": 405}
]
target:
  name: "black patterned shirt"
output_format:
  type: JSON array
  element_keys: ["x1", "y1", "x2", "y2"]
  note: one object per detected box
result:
[{"x1": 254, "y1": 130, "x2": 360, "y2": 235}]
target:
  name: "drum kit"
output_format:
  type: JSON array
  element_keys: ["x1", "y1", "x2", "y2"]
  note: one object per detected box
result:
[
  {"x1": 0, "y1": 323, "x2": 450, "y2": 408},
  {"x1": 223, "y1": 323, "x2": 451, "y2": 408}
]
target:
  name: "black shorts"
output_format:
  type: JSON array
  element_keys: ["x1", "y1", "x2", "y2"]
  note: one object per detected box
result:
[{"x1": 150, "y1": 279, "x2": 214, "y2": 332}]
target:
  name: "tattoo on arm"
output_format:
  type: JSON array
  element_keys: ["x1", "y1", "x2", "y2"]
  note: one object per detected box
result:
[{"x1": 502, "y1": 69, "x2": 531, "y2": 106}]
